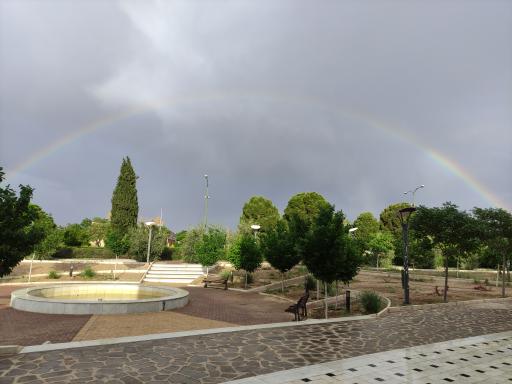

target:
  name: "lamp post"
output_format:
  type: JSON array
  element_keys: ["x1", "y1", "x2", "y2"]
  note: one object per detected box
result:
[
  {"x1": 398, "y1": 207, "x2": 416, "y2": 305},
  {"x1": 203, "y1": 174, "x2": 209, "y2": 230},
  {"x1": 145, "y1": 221, "x2": 156, "y2": 264},
  {"x1": 404, "y1": 184, "x2": 424, "y2": 206},
  {"x1": 250, "y1": 224, "x2": 261, "y2": 239},
  {"x1": 348, "y1": 227, "x2": 358, "y2": 237}
]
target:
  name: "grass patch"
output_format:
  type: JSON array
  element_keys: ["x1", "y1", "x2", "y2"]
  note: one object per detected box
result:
[
  {"x1": 80, "y1": 266, "x2": 96, "y2": 279},
  {"x1": 48, "y1": 270, "x2": 60, "y2": 279}
]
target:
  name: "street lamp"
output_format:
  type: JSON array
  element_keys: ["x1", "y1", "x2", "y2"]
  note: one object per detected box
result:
[
  {"x1": 398, "y1": 207, "x2": 416, "y2": 305},
  {"x1": 348, "y1": 227, "x2": 358, "y2": 237},
  {"x1": 203, "y1": 174, "x2": 210, "y2": 229},
  {"x1": 251, "y1": 224, "x2": 261, "y2": 239},
  {"x1": 145, "y1": 221, "x2": 156, "y2": 264},
  {"x1": 404, "y1": 184, "x2": 424, "y2": 206}
]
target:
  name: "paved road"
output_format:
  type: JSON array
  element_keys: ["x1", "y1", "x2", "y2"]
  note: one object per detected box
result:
[{"x1": 1, "y1": 300, "x2": 512, "y2": 383}]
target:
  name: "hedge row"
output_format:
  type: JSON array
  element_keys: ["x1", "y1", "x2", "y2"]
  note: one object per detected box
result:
[{"x1": 53, "y1": 247, "x2": 115, "y2": 259}]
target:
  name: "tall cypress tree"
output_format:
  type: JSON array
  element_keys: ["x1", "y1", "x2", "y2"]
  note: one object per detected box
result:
[{"x1": 110, "y1": 157, "x2": 139, "y2": 235}]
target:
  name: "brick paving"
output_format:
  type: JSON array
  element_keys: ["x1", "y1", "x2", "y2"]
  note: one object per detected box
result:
[
  {"x1": 0, "y1": 286, "x2": 91, "y2": 346},
  {"x1": 0, "y1": 285, "x2": 293, "y2": 346},
  {"x1": 1, "y1": 301, "x2": 512, "y2": 383}
]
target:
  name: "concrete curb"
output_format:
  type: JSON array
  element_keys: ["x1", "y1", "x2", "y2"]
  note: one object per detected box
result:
[{"x1": 0, "y1": 345, "x2": 22, "y2": 356}]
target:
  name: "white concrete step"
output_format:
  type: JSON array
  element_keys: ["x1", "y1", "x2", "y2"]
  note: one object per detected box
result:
[
  {"x1": 143, "y1": 277, "x2": 198, "y2": 283},
  {"x1": 147, "y1": 270, "x2": 203, "y2": 275},
  {"x1": 145, "y1": 274, "x2": 201, "y2": 279}
]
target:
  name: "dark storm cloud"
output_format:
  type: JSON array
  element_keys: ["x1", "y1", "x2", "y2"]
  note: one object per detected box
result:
[{"x1": 1, "y1": 0, "x2": 511, "y2": 230}]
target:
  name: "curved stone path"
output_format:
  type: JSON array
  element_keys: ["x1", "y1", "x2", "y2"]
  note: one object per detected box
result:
[{"x1": 1, "y1": 301, "x2": 512, "y2": 384}]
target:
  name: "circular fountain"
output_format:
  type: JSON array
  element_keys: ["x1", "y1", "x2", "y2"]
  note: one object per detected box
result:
[{"x1": 10, "y1": 284, "x2": 189, "y2": 315}]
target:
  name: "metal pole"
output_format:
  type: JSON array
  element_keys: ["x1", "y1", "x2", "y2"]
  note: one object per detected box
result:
[
  {"x1": 204, "y1": 175, "x2": 209, "y2": 229},
  {"x1": 402, "y1": 222, "x2": 410, "y2": 305},
  {"x1": 146, "y1": 225, "x2": 153, "y2": 264},
  {"x1": 28, "y1": 253, "x2": 35, "y2": 283}
]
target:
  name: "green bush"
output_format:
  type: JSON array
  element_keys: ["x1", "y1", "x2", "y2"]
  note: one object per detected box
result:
[
  {"x1": 220, "y1": 269, "x2": 232, "y2": 280},
  {"x1": 160, "y1": 247, "x2": 173, "y2": 260},
  {"x1": 305, "y1": 275, "x2": 316, "y2": 291},
  {"x1": 48, "y1": 270, "x2": 60, "y2": 279},
  {"x1": 80, "y1": 266, "x2": 96, "y2": 279},
  {"x1": 360, "y1": 291, "x2": 383, "y2": 314},
  {"x1": 52, "y1": 247, "x2": 115, "y2": 259}
]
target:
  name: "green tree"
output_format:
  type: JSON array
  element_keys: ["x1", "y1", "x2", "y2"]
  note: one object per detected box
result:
[
  {"x1": 105, "y1": 229, "x2": 130, "y2": 257},
  {"x1": 412, "y1": 203, "x2": 479, "y2": 302},
  {"x1": 128, "y1": 225, "x2": 170, "y2": 262},
  {"x1": 111, "y1": 157, "x2": 139, "y2": 235},
  {"x1": 473, "y1": 207, "x2": 512, "y2": 297},
  {"x1": 175, "y1": 226, "x2": 204, "y2": 262},
  {"x1": 88, "y1": 218, "x2": 110, "y2": 247},
  {"x1": 353, "y1": 212, "x2": 380, "y2": 253},
  {"x1": 0, "y1": 168, "x2": 43, "y2": 277},
  {"x1": 367, "y1": 231, "x2": 394, "y2": 268},
  {"x1": 239, "y1": 196, "x2": 280, "y2": 234},
  {"x1": 196, "y1": 226, "x2": 227, "y2": 272},
  {"x1": 379, "y1": 202, "x2": 411, "y2": 237},
  {"x1": 30, "y1": 205, "x2": 64, "y2": 259},
  {"x1": 260, "y1": 218, "x2": 302, "y2": 292},
  {"x1": 284, "y1": 192, "x2": 329, "y2": 241},
  {"x1": 302, "y1": 204, "x2": 361, "y2": 318},
  {"x1": 238, "y1": 233, "x2": 262, "y2": 288},
  {"x1": 63, "y1": 223, "x2": 89, "y2": 247}
]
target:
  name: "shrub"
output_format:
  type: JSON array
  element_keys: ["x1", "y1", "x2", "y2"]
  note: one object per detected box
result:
[
  {"x1": 48, "y1": 270, "x2": 60, "y2": 279},
  {"x1": 80, "y1": 266, "x2": 96, "y2": 279},
  {"x1": 160, "y1": 247, "x2": 173, "y2": 261},
  {"x1": 360, "y1": 291, "x2": 383, "y2": 314},
  {"x1": 305, "y1": 275, "x2": 316, "y2": 291},
  {"x1": 220, "y1": 269, "x2": 232, "y2": 281}
]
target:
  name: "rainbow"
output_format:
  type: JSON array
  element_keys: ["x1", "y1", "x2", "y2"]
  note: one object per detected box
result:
[{"x1": 5, "y1": 91, "x2": 510, "y2": 211}]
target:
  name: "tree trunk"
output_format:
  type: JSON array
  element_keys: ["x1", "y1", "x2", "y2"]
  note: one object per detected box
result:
[
  {"x1": 377, "y1": 254, "x2": 379, "y2": 269},
  {"x1": 245, "y1": 271, "x2": 248, "y2": 289},
  {"x1": 316, "y1": 279, "x2": 320, "y2": 300},
  {"x1": 324, "y1": 282, "x2": 328, "y2": 319},
  {"x1": 443, "y1": 254, "x2": 449, "y2": 303},
  {"x1": 28, "y1": 253, "x2": 35, "y2": 283},
  {"x1": 496, "y1": 264, "x2": 500, "y2": 287},
  {"x1": 114, "y1": 254, "x2": 118, "y2": 280},
  {"x1": 335, "y1": 281, "x2": 339, "y2": 310},
  {"x1": 456, "y1": 257, "x2": 459, "y2": 278},
  {"x1": 281, "y1": 272, "x2": 285, "y2": 293},
  {"x1": 502, "y1": 256, "x2": 506, "y2": 298},
  {"x1": 507, "y1": 257, "x2": 510, "y2": 282}
]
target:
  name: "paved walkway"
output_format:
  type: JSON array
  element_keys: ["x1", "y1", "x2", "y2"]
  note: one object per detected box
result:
[
  {"x1": 1, "y1": 300, "x2": 512, "y2": 383},
  {"x1": 226, "y1": 331, "x2": 512, "y2": 384},
  {"x1": 0, "y1": 286, "x2": 293, "y2": 345}
]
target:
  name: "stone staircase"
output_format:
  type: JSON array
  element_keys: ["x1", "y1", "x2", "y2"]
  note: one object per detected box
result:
[{"x1": 143, "y1": 263, "x2": 205, "y2": 284}]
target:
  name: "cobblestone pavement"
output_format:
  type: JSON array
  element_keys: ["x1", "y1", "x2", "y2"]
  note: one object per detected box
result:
[{"x1": 1, "y1": 301, "x2": 512, "y2": 383}]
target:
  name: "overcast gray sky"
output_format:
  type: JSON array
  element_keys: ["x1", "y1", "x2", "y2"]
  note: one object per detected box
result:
[{"x1": 1, "y1": 0, "x2": 511, "y2": 231}]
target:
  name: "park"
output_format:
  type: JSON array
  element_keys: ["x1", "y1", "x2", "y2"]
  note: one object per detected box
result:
[{"x1": 1, "y1": 158, "x2": 512, "y2": 383}]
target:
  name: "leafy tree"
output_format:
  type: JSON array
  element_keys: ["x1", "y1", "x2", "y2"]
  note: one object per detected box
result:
[
  {"x1": 367, "y1": 231, "x2": 394, "y2": 268},
  {"x1": 111, "y1": 157, "x2": 139, "y2": 235},
  {"x1": 128, "y1": 225, "x2": 170, "y2": 262},
  {"x1": 302, "y1": 204, "x2": 361, "y2": 318},
  {"x1": 412, "y1": 203, "x2": 479, "y2": 302},
  {"x1": 175, "y1": 226, "x2": 204, "y2": 262},
  {"x1": 63, "y1": 223, "x2": 89, "y2": 247},
  {"x1": 473, "y1": 207, "x2": 512, "y2": 296},
  {"x1": 0, "y1": 168, "x2": 43, "y2": 277},
  {"x1": 379, "y1": 202, "x2": 411, "y2": 238},
  {"x1": 260, "y1": 218, "x2": 302, "y2": 292},
  {"x1": 29, "y1": 205, "x2": 64, "y2": 259},
  {"x1": 88, "y1": 218, "x2": 110, "y2": 247},
  {"x1": 239, "y1": 196, "x2": 280, "y2": 234},
  {"x1": 284, "y1": 192, "x2": 329, "y2": 228},
  {"x1": 105, "y1": 229, "x2": 130, "y2": 257},
  {"x1": 353, "y1": 212, "x2": 380, "y2": 253},
  {"x1": 196, "y1": 226, "x2": 227, "y2": 272},
  {"x1": 228, "y1": 232, "x2": 266, "y2": 287}
]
